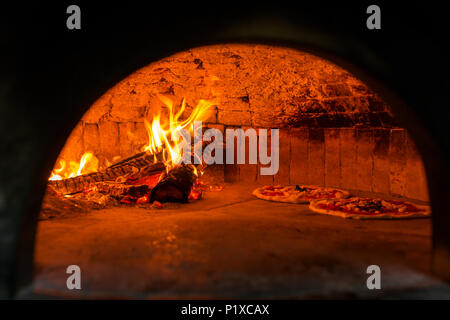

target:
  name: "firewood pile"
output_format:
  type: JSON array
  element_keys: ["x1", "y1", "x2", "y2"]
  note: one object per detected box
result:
[
  {"x1": 47, "y1": 152, "x2": 164, "y2": 195},
  {"x1": 47, "y1": 152, "x2": 197, "y2": 202},
  {"x1": 41, "y1": 150, "x2": 223, "y2": 219}
]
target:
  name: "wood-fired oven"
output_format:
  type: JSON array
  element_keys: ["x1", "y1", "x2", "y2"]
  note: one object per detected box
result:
[{"x1": 1, "y1": 2, "x2": 450, "y2": 299}]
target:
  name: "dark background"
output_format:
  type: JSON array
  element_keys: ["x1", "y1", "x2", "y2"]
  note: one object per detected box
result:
[
  {"x1": 1, "y1": 0, "x2": 450, "y2": 298},
  {"x1": 2, "y1": 1, "x2": 450, "y2": 170}
]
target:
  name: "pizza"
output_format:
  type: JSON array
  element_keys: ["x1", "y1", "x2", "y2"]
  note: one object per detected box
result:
[
  {"x1": 252, "y1": 185, "x2": 350, "y2": 204},
  {"x1": 309, "y1": 197, "x2": 431, "y2": 219}
]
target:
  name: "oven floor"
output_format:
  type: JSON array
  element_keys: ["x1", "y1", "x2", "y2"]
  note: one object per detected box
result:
[{"x1": 32, "y1": 184, "x2": 450, "y2": 299}]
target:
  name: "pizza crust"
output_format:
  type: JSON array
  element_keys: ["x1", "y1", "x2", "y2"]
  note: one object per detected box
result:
[
  {"x1": 252, "y1": 185, "x2": 350, "y2": 204},
  {"x1": 252, "y1": 188, "x2": 309, "y2": 204},
  {"x1": 309, "y1": 198, "x2": 431, "y2": 220}
]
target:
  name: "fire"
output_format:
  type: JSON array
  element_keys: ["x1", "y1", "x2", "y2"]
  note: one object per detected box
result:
[
  {"x1": 49, "y1": 152, "x2": 99, "y2": 181},
  {"x1": 143, "y1": 95, "x2": 214, "y2": 171},
  {"x1": 48, "y1": 95, "x2": 213, "y2": 182}
]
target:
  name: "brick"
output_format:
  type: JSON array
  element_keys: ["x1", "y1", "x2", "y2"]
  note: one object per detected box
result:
[
  {"x1": 110, "y1": 103, "x2": 146, "y2": 122},
  {"x1": 202, "y1": 164, "x2": 225, "y2": 184},
  {"x1": 118, "y1": 122, "x2": 136, "y2": 158},
  {"x1": 320, "y1": 99, "x2": 347, "y2": 113},
  {"x1": 133, "y1": 121, "x2": 148, "y2": 154},
  {"x1": 217, "y1": 110, "x2": 252, "y2": 126},
  {"x1": 257, "y1": 129, "x2": 274, "y2": 185},
  {"x1": 297, "y1": 99, "x2": 328, "y2": 113},
  {"x1": 238, "y1": 127, "x2": 258, "y2": 183},
  {"x1": 349, "y1": 82, "x2": 372, "y2": 95},
  {"x1": 239, "y1": 163, "x2": 257, "y2": 182},
  {"x1": 205, "y1": 123, "x2": 225, "y2": 132},
  {"x1": 316, "y1": 113, "x2": 342, "y2": 127},
  {"x1": 324, "y1": 128, "x2": 340, "y2": 187},
  {"x1": 289, "y1": 128, "x2": 308, "y2": 185},
  {"x1": 389, "y1": 129, "x2": 407, "y2": 196},
  {"x1": 372, "y1": 128, "x2": 390, "y2": 194},
  {"x1": 352, "y1": 112, "x2": 371, "y2": 126},
  {"x1": 405, "y1": 133, "x2": 429, "y2": 201},
  {"x1": 307, "y1": 128, "x2": 325, "y2": 186},
  {"x1": 274, "y1": 129, "x2": 291, "y2": 185},
  {"x1": 224, "y1": 126, "x2": 239, "y2": 183},
  {"x1": 355, "y1": 128, "x2": 373, "y2": 192},
  {"x1": 288, "y1": 117, "x2": 318, "y2": 127},
  {"x1": 83, "y1": 123, "x2": 100, "y2": 155},
  {"x1": 339, "y1": 128, "x2": 356, "y2": 190},
  {"x1": 224, "y1": 164, "x2": 239, "y2": 183},
  {"x1": 82, "y1": 93, "x2": 112, "y2": 123},
  {"x1": 109, "y1": 86, "x2": 148, "y2": 121},
  {"x1": 99, "y1": 121, "x2": 120, "y2": 162},
  {"x1": 332, "y1": 112, "x2": 355, "y2": 127}
]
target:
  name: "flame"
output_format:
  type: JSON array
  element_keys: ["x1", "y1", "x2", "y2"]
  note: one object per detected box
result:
[
  {"x1": 49, "y1": 160, "x2": 66, "y2": 181},
  {"x1": 143, "y1": 95, "x2": 214, "y2": 171},
  {"x1": 48, "y1": 95, "x2": 213, "y2": 182},
  {"x1": 49, "y1": 152, "x2": 99, "y2": 181}
]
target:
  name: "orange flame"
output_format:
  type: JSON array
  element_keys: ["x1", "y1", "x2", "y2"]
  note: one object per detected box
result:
[
  {"x1": 49, "y1": 152, "x2": 99, "y2": 181},
  {"x1": 48, "y1": 96, "x2": 212, "y2": 182},
  {"x1": 143, "y1": 95, "x2": 214, "y2": 171}
]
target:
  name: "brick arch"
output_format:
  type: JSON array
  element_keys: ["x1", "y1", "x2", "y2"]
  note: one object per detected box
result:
[
  {"x1": 55, "y1": 44, "x2": 427, "y2": 201},
  {"x1": 2, "y1": 4, "x2": 450, "y2": 300},
  {"x1": 60, "y1": 44, "x2": 394, "y2": 165}
]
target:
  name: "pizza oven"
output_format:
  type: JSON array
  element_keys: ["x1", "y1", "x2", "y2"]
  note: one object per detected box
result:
[{"x1": 2, "y1": 3, "x2": 450, "y2": 299}]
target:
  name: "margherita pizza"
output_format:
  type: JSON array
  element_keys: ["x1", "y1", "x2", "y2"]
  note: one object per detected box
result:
[
  {"x1": 252, "y1": 185, "x2": 350, "y2": 204},
  {"x1": 309, "y1": 197, "x2": 431, "y2": 219}
]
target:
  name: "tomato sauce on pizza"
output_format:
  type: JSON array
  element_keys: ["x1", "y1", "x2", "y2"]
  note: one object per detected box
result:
[{"x1": 309, "y1": 197, "x2": 431, "y2": 219}]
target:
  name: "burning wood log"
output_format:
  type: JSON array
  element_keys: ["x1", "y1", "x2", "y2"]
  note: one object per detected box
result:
[
  {"x1": 150, "y1": 164, "x2": 197, "y2": 203},
  {"x1": 48, "y1": 153, "x2": 165, "y2": 194},
  {"x1": 94, "y1": 182, "x2": 150, "y2": 198}
]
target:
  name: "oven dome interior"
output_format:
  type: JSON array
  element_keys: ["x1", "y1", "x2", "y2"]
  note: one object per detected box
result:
[{"x1": 35, "y1": 44, "x2": 432, "y2": 299}]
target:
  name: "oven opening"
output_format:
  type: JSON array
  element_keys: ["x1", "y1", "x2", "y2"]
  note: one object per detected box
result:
[{"x1": 34, "y1": 44, "x2": 432, "y2": 299}]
